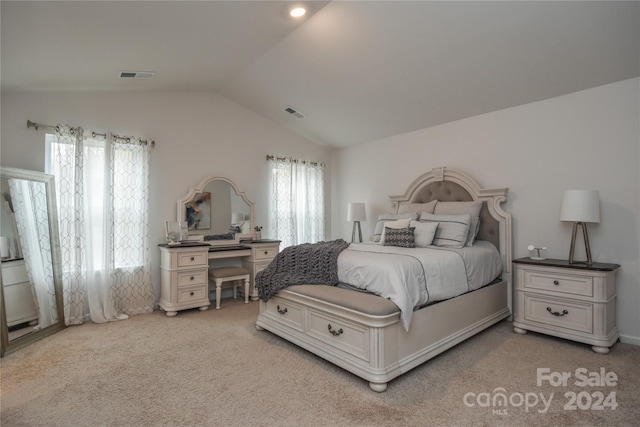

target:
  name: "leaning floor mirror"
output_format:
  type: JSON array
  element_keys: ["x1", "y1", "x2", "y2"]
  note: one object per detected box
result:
[{"x1": 0, "y1": 167, "x2": 66, "y2": 357}]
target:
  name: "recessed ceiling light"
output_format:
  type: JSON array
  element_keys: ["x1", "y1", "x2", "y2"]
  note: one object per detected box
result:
[{"x1": 290, "y1": 7, "x2": 306, "y2": 18}]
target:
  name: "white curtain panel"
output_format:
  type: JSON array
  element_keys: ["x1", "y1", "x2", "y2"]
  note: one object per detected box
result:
[
  {"x1": 8, "y1": 178, "x2": 58, "y2": 328},
  {"x1": 49, "y1": 126, "x2": 154, "y2": 324},
  {"x1": 268, "y1": 157, "x2": 325, "y2": 249}
]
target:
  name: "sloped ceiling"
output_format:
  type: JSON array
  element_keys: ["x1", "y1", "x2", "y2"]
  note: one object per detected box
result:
[{"x1": 2, "y1": 1, "x2": 639, "y2": 149}]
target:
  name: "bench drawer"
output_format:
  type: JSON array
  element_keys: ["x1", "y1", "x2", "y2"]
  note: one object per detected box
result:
[
  {"x1": 307, "y1": 309, "x2": 370, "y2": 362},
  {"x1": 264, "y1": 297, "x2": 304, "y2": 332}
]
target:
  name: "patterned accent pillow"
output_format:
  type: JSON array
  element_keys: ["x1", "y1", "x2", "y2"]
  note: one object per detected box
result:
[{"x1": 382, "y1": 227, "x2": 416, "y2": 248}]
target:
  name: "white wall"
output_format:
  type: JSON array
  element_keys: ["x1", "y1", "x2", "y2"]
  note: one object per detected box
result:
[
  {"x1": 1, "y1": 90, "x2": 333, "y2": 307},
  {"x1": 332, "y1": 78, "x2": 640, "y2": 344}
]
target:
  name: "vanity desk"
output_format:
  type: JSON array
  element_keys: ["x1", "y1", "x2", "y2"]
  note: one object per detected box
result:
[
  {"x1": 158, "y1": 240, "x2": 280, "y2": 316},
  {"x1": 161, "y1": 172, "x2": 282, "y2": 317}
]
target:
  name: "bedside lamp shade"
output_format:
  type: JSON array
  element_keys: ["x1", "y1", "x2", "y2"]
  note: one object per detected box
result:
[
  {"x1": 347, "y1": 202, "x2": 366, "y2": 222},
  {"x1": 347, "y1": 202, "x2": 366, "y2": 243},
  {"x1": 560, "y1": 190, "x2": 600, "y2": 223},
  {"x1": 560, "y1": 190, "x2": 600, "y2": 265}
]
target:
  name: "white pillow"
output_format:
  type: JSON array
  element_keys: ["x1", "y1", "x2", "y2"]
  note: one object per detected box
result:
[
  {"x1": 379, "y1": 218, "x2": 411, "y2": 245},
  {"x1": 410, "y1": 220, "x2": 438, "y2": 247},
  {"x1": 372, "y1": 213, "x2": 418, "y2": 242},
  {"x1": 419, "y1": 213, "x2": 471, "y2": 249},
  {"x1": 434, "y1": 201, "x2": 483, "y2": 246},
  {"x1": 398, "y1": 200, "x2": 437, "y2": 215}
]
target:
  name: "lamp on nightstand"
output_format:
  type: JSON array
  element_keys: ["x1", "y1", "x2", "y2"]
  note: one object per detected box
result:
[
  {"x1": 347, "y1": 202, "x2": 366, "y2": 243},
  {"x1": 560, "y1": 190, "x2": 600, "y2": 265}
]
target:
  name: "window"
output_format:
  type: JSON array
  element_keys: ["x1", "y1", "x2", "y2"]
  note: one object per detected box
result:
[
  {"x1": 45, "y1": 126, "x2": 153, "y2": 324},
  {"x1": 267, "y1": 156, "x2": 325, "y2": 248}
]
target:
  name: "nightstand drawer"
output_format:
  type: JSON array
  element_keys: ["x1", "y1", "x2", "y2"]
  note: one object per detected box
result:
[
  {"x1": 523, "y1": 270, "x2": 593, "y2": 297},
  {"x1": 177, "y1": 269, "x2": 207, "y2": 287},
  {"x1": 524, "y1": 294, "x2": 593, "y2": 334}
]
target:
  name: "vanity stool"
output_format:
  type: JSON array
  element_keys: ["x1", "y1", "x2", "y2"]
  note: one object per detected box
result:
[{"x1": 209, "y1": 267, "x2": 251, "y2": 309}]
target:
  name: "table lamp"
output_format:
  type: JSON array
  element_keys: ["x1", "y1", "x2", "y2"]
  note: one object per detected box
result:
[
  {"x1": 347, "y1": 202, "x2": 366, "y2": 243},
  {"x1": 560, "y1": 190, "x2": 600, "y2": 264}
]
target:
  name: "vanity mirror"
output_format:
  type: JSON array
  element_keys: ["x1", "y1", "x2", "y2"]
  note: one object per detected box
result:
[
  {"x1": 177, "y1": 176, "x2": 254, "y2": 246},
  {"x1": 0, "y1": 167, "x2": 66, "y2": 357}
]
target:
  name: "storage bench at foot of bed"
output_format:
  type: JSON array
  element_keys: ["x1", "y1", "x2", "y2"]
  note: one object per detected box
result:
[{"x1": 256, "y1": 281, "x2": 510, "y2": 392}]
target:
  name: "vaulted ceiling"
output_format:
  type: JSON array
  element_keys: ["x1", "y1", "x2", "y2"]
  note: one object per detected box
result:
[{"x1": 2, "y1": 1, "x2": 639, "y2": 149}]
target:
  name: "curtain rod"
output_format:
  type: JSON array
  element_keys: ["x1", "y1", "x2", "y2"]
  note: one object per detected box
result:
[
  {"x1": 27, "y1": 120, "x2": 155, "y2": 147},
  {"x1": 266, "y1": 154, "x2": 324, "y2": 167}
]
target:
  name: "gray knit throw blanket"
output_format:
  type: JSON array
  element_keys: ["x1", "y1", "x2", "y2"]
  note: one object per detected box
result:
[{"x1": 257, "y1": 239, "x2": 350, "y2": 301}]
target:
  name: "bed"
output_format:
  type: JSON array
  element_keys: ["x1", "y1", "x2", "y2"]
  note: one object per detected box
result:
[{"x1": 255, "y1": 166, "x2": 512, "y2": 392}]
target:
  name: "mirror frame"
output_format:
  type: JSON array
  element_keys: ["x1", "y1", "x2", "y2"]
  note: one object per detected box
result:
[
  {"x1": 177, "y1": 175, "x2": 255, "y2": 246},
  {"x1": 0, "y1": 166, "x2": 66, "y2": 357}
]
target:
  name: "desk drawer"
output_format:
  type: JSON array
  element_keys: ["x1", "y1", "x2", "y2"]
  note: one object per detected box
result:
[
  {"x1": 177, "y1": 251, "x2": 208, "y2": 267},
  {"x1": 524, "y1": 294, "x2": 593, "y2": 334},
  {"x1": 177, "y1": 269, "x2": 207, "y2": 287},
  {"x1": 177, "y1": 284, "x2": 208, "y2": 304},
  {"x1": 253, "y1": 246, "x2": 279, "y2": 261}
]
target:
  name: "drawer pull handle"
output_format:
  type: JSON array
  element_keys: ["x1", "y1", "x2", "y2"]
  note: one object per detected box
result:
[
  {"x1": 276, "y1": 305, "x2": 288, "y2": 314},
  {"x1": 553, "y1": 280, "x2": 559, "y2": 285},
  {"x1": 190, "y1": 291, "x2": 194, "y2": 296},
  {"x1": 190, "y1": 256, "x2": 195, "y2": 261},
  {"x1": 328, "y1": 324, "x2": 343, "y2": 336},
  {"x1": 190, "y1": 276, "x2": 194, "y2": 281},
  {"x1": 264, "y1": 251, "x2": 268, "y2": 255},
  {"x1": 546, "y1": 307, "x2": 568, "y2": 317}
]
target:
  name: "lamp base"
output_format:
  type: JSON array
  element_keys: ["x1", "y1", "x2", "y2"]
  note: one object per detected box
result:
[
  {"x1": 568, "y1": 222, "x2": 593, "y2": 265},
  {"x1": 351, "y1": 221, "x2": 362, "y2": 243}
]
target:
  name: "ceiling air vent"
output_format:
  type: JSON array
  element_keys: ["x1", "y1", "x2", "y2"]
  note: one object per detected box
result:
[
  {"x1": 119, "y1": 71, "x2": 155, "y2": 79},
  {"x1": 284, "y1": 105, "x2": 305, "y2": 119}
]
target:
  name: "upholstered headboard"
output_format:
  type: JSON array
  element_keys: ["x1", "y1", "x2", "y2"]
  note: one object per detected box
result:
[{"x1": 389, "y1": 167, "x2": 512, "y2": 271}]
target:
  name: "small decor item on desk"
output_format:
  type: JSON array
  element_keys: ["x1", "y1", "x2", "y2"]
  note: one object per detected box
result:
[
  {"x1": 165, "y1": 221, "x2": 182, "y2": 245},
  {"x1": 254, "y1": 226, "x2": 262, "y2": 240},
  {"x1": 527, "y1": 245, "x2": 547, "y2": 260}
]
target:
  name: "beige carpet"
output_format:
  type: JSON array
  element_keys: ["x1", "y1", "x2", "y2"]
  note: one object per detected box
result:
[{"x1": 1, "y1": 300, "x2": 639, "y2": 427}]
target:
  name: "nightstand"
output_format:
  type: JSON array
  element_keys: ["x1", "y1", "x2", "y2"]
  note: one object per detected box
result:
[{"x1": 512, "y1": 257, "x2": 620, "y2": 354}]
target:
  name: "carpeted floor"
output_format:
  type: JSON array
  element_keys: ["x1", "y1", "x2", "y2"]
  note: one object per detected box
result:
[{"x1": 1, "y1": 300, "x2": 639, "y2": 426}]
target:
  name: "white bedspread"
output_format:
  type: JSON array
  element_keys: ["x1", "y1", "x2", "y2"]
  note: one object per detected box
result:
[{"x1": 337, "y1": 241, "x2": 503, "y2": 331}]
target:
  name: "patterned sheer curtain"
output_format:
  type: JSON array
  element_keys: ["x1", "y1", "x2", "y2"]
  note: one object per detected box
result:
[
  {"x1": 47, "y1": 125, "x2": 154, "y2": 325},
  {"x1": 267, "y1": 156, "x2": 325, "y2": 249}
]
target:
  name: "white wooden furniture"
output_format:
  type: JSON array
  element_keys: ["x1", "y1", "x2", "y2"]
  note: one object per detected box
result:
[
  {"x1": 159, "y1": 241, "x2": 280, "y2": 316},
  {"x1": 159, "y1": 243, "x2": 211, "y2": 316},
  {"x1": 209, "y1": 267, "x2": 250, "y2": 309},
  {"x1": 256, "y1": 167, "x2": 512, "y2": 392},
  {"x1": 512, "y1": 257, "x2": 619, "y2": 354},
  {"x1": 1, "y1": 259, "x2": 38, "y2": 327},
  {"x1": 241, "y1": 240, "x2": 280, "y2": 300}
]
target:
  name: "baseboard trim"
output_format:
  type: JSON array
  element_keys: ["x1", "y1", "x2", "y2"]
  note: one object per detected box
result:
[{"x1": 618, "y1": 333, "x2": 640, "y2": 346}]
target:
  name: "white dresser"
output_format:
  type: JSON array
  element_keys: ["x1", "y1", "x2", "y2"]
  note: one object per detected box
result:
[
  {"x1": 241, "y1": 240, "x2": 280, "y2": 300},
  {"x1": 512, "y1": 257, "x2": 620, "y2": 354},
  {"x1": 159, "y1": 243, "x2": 211, "y2": 316},
  {"x1": 1, "y1": 259, "x2": 39, "y2": 327}
]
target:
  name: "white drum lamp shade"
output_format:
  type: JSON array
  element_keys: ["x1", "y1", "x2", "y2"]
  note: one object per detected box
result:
[
  {"x1": 560, "y1": 190, "x2": 600, "y2": 224},
  {"x1": 347, "y1": 202, "x2": 366, "y2": 242},
  {"x1": 560, "y1": 190, "x2": 600, "y2": 264}
]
